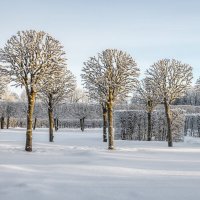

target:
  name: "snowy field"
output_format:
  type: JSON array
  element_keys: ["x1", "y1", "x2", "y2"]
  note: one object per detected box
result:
[{"x1": 1, "y1": 128, "x2": 200, "y2": 200}]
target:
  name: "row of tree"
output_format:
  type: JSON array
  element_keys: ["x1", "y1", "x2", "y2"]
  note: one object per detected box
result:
[
  {"x1": 114, "y1": 109, "x2": 185, "y2": 142},
  {"x1": 173, "y1": 79, "x2": 200, "y2": 106},
  {"x1": 0, "y1": 100, "x2": 102, "y2": 129},
  {"x1": 82, "y1": 57, "x2": 193, "y2": 148},
  {"x1": 0, "y1": 30, "x2": 76, "y2": 151},
  {"x1": 0, "y1": 29, "x2": 194, "y2": 151}
]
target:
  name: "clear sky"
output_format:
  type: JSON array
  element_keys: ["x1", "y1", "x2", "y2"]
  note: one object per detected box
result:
[{"x1": 0, "y1": 0, "x2": 200, "y2": 94}]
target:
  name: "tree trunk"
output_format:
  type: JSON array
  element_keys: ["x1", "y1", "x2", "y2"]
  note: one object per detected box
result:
[
  {"x1": 107, "y1": 90, "x2": 114, "y2": 150},
  {"x1": 80, "y1": 118, "x2": 82, "y2": 131},
  {"x1": 82, "y1": 117, "x2": 85, "y2": 131},
  {"x1": 138, "y1": 123, "x2": 141, "y2": 141},
  {"x1": 54, "y1": 118, "x2": 59, "y2": 131},
  {"x1": 48, "y1": 94, "x2": 54, "y2": 142},
  {"x1": 1, "y1": 116, "x2": 5, "y2": 129},
  {"x1": 164, "y1": 99, "x2": 173, "y2": 147},
  {"x1": 25, "y1": 92, "x2": 36, "y2": 152},
  {"x1": 7, "y1": 117, "x2": 10, "y2": 129},
  {"x1": 80, "y1": 117, "x2": 85, "y2": 132},
  {"x1": 147, "y1": 112, "x2": 152, "y2": 141},
  {"x1": 102, "y1": 105, "x2": 107, "y2": 142},
  {"x1": 33, "y1": 117, "x2": 37, "y2": 130}
]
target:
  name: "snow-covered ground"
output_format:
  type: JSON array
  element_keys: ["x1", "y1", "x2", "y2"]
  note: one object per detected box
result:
[{"x1": 1, "y1": 128, "x2": 200, "y2": 200}]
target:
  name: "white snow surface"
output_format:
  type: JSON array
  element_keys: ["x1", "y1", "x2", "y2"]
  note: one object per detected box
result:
[{"x1": 1, "y1": 128, "x2": 200, "y2": 200}]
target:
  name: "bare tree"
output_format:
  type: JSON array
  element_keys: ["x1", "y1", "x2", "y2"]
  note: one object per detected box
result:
[
  {"x1": 81, "y1": 83, "x2": 108, "y2": 141},
  {"x1": 39, "y1": 68, "x2": 76, "y2": 141},
  {"x1": 0, "y1": 68, "x2": 10, "y2": 99},
  {"x1": 146, "y1": 59, "x2": 193, "y2": 147},
  {"x1": 1, "y1": 91, "x2": 19, "y2": 129},
  {"x1": 67, "y1": 88, "x2": 89, "y2": 103},
  {"x1": 173, "y1": 86, "x2": 200, "y2": 106},
  {"x1": 101, "y1": 102, "x2": 107, "y2": 142},
  {"x1": 82, "y1": 49, "x2": 139, "y2": 149},
  {"x1": 0, "y1": 103, "x2": 5, "y2": 129},
  {"x1": 137, "y1": 78, "x2": 160, "y2": 141},
  {"x1": 0, "y1": 30, "x2": 66, "y2": 151},
  {"x1": 69, "y1": 103, "x2": 92, "y2": 131},
  {"x1": 196, "y1": 77, "x2": 200, "y2": 88},
  {"x1": 32, "y1": 101, "x2": 45, "y2": 130}
]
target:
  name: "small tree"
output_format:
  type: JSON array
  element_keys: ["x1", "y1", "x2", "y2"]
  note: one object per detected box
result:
[
  {"x1": 101, "y1": 102, "x2": 107, "y2": 142},
  {"x1": 83, "y1": 86, "x2": 108, "y2": 141},
  {"x1": 32, "y1": 101, "x2": 45, "y2": 130},
  {"x1": 0, "y1": 70, "x2": 9, "y2": 98},
  {"x1": 195, "y1": 77, "x2": 200, "y2": 89},
  {"x1": 0, "y1": 71, "x2": 10, "y2": 129},
  {"x1": 39, "y1": 68, "x2": 76, "y2": 141},
  {"x1": 0, "y1": 103, "x2": 5, "y2": 129},
  {"x1": 69, "y1": 103, "x2": 91, "y2": 131},
  {"x1": 146, "y1": 59, "x2": 193, "y2": 147},
  {"x1": 82, "y1": 49, "x2": 139, "y2": 149},
  {"x1": 1, "y1": 91, "x2": 19, "y2": 129},
  {"x1": 67, "y1": 88, "x2": 89, "y2": 103},
  {"x1": 0, "y1": 30, "x2": 66, "y2": 151},
  {"x1": 137, "y1": 78, "x2": 160, "y2": 141}
]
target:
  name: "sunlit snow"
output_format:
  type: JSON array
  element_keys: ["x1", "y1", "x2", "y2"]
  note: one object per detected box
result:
[{"x1": 1, "y1": 128, "x2": 200, "y2": 200}]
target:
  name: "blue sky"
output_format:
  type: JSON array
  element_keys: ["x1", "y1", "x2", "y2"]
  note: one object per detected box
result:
[{"x1": 0, "y1": 0, "x2": 200, "y2": 93}]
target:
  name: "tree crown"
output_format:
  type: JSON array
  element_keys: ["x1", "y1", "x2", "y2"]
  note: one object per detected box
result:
[
  {"x1": 82, "y1": 49, "x2": 139, "y2": 103},
  {"x1": 0, "y1": 30, "x2": 66, "y2": 94},
  {"x1": 146, "y1": 59, "x2": 193, "y2": 104}
]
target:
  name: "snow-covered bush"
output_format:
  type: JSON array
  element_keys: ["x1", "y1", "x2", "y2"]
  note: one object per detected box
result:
[
  {"x1": 59, "y1": 119, "x2": 103, "y2": 129},
  {"x1": 114, "y1": 109, "x2": 185, "y2": 142},
  {"x1": 184, "y1": 114, "x2": 200, "y2": 137}
]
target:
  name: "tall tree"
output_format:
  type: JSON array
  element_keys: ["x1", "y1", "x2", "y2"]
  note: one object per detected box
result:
[
  {"x1": 82, "y1": 49, "x2": 139, "y2": 149},
  {"x1": 146, "y1": 59, "x2": 193, "y2": 147},
  {"x1": 0, "y1": 30, "x2": 66, "y2": 151},
  {"x1": 39, "y1": 68, "x2": 76, "y2": 141},
  {"x1": 137, "y1": 78, "x2": 160, "y2": 141}
]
